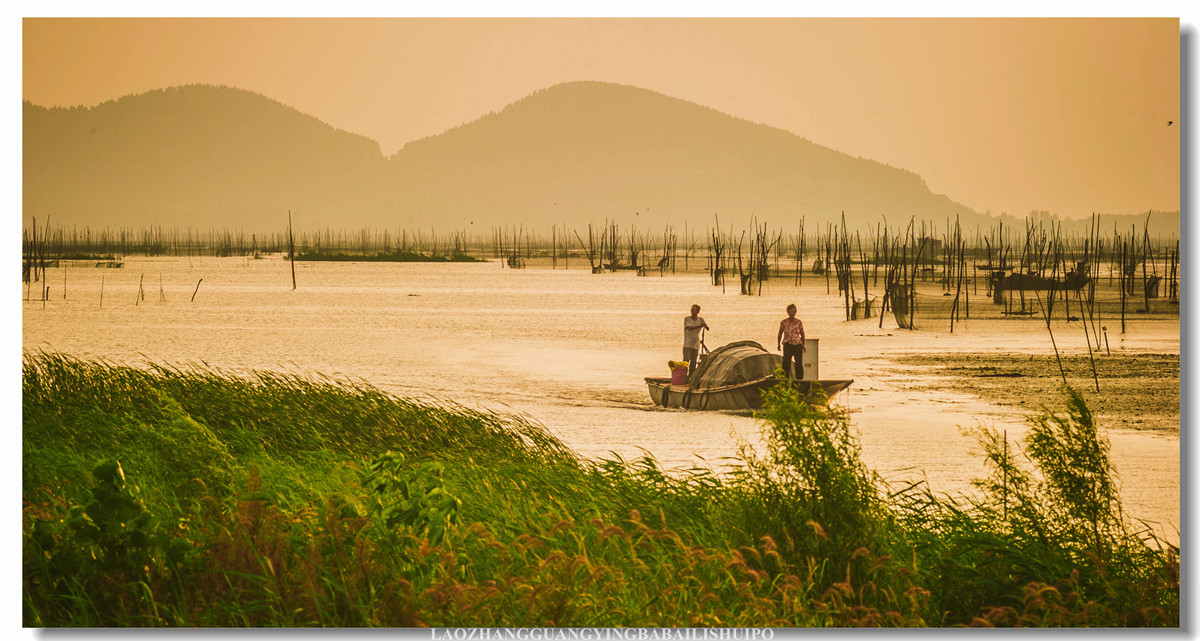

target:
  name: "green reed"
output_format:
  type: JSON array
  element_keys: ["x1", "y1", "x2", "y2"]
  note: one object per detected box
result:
[{"x1": 22, "y1": 353, "x2": 1177, "y2": 627}]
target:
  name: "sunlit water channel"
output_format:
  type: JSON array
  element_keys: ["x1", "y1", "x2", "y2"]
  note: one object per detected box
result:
[{"x1": 22, "y1": 256, "x2": 1180, "y2": 544}]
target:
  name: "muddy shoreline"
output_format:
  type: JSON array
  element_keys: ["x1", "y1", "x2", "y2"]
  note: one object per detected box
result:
[{"x1": 886, "y1": 351, "x2": 1179, "y2": 432}]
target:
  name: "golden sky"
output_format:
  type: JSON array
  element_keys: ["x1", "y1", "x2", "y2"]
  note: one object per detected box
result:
[{"x1": 22, "y1": 17, "x2": 1180, "y2": 219}]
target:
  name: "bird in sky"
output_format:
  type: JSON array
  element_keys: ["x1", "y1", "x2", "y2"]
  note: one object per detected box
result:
[{"x1": 1168, "y1": 121, "x2": 1173, "y2": 126}]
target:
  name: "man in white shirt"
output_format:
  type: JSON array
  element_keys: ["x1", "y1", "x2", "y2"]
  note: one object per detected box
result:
[{"x1": 683, "y1": 304, "x2": 710, "y2": 376}]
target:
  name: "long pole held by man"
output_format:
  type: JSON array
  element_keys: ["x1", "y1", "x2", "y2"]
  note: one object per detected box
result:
[{"x1": 683, "y1": 304, "x2": 710, "y2": 377}]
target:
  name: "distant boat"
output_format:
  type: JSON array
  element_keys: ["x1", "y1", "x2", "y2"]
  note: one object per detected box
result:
[
  {"x1": 645, "y1": 340, "x2": 852, "y2": 411},
  {"x1": 989, "y1": 271, "x2": 1089, "y2": 292}
]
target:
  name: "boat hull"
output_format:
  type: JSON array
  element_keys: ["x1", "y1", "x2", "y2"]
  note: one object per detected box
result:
[
  {"x1": 990, "y1": 271, "x2": 1089, "y2": 292},
  {"x1": 645, "y1": 376, "x2": 852, "y2": 411}
]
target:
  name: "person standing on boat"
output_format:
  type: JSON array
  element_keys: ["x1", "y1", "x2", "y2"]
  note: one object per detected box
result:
[
  {"x1": 683, "y1": 304, "x2": 710, "y2": 376},
  {"x1": 777, "y1": 303, "x2": 807, "y2": 380}
]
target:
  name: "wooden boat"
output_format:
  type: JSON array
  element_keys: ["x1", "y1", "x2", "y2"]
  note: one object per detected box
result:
[
  {"x1": 645, "y1": 376, "x2": 853, "y2": 411},
  {"x1": 645, "y1": 340, "x2": 852, "y2": 411},
  {"x1": 989, "y1": 271, "x2": 1089, "y2": 292}
]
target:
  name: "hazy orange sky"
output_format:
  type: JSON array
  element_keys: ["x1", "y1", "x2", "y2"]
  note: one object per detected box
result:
[{"x1": 22, "y1": 18, "x2": 1181, "y2": 219}]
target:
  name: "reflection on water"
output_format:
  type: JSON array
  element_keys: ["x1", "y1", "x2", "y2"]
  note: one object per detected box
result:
[{"x1": 22, "y1": 256, "x2": 1180, "y2": 543}]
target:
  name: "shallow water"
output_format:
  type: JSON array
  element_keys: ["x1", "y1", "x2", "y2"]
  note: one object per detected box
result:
[{"x1": 22, "y1": 256, "x2": 1180, "y2": 543}]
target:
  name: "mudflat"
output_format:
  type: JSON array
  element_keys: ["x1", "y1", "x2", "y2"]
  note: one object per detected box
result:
[{"x1": 889, "y1": 352, "x2": 1180, "y2": 432}]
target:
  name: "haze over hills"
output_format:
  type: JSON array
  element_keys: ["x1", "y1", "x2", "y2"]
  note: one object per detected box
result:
[
  {"x1": 24, "y1": 85, "x2": 391, "y2": 231},
  {"x1": 23, "y1": 82, "x2": 1179, "y2": 236},
  {"x1": 386, "y1": 82, "x2": 981, "y2": 232}
]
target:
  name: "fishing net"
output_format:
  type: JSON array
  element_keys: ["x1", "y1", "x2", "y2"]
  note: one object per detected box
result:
[{"x1": 688, "y1": 341, "x2": 782, "y2": 389}]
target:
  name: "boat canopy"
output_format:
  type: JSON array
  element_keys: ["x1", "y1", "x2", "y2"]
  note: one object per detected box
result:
[{"x1": 689, "y1": 341, "x2": 782, "y2": 389}]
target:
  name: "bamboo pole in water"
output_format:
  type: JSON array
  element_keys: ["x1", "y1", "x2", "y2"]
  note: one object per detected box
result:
[
  {"x1": 857, "y1": 230, "x2": 870, "y2": 318},
  {"x1": 1120, "y1": 239, "x2": 1127, "y2": 333},
  {"x1": 288, "y1": 211, "x2": 297, "y2": 290},
  {"x1": 824, "y1": 223, "x2": 831, "y2": 295},
  {"x1": 1141, "y1": 214, "x2": 1151, "y2": 312},
  {"x1": 1033, "y1": 288, "x2": 1068, "y2": 386},
  {"x1": 1078, "y1": 285, "x2": 1099, "y2": 391},
  {"x1": 840, "y1": 214, "x2": 852, "y2": 320},
  {"x1": 793, "y1": 222, "x2": 801, "y2": 286},
  {"x1": 909, "y1": 236, "x2": 922, "y2": 330}
]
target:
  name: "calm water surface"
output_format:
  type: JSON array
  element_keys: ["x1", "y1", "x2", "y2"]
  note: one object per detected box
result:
[{"x1": 23, "y1": 256, "x2": 1180, "y2": 543}]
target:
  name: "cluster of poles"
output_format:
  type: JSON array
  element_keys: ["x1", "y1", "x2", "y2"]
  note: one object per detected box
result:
[
  {"x1": 21, "y1": 223, "x2": 473, "y2": 261},
  {"x1": 24, "y1": 213, "x2": 1179, "y2": 337}
]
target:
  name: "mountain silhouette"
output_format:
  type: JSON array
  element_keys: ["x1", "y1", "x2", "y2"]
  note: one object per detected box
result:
[
  {"x1": 24, "y1": 85, "x2": 391, "y2": 230},
  {"x1": 387, "y1": 82, "x2": 981, "y2": 232},
  {"x1": 26, "y1": 81, "x2": 1166, "y2": 235}
]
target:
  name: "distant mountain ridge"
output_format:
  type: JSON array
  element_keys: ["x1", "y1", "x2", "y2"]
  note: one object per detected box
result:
[
  {"x1": 385, "y1": 81, "x2": 976, "y2": 231},
  {"x1": 21, "y1": 81, "x2": 1179, "y2": 236},
  {"x1": 24, "y1": 85, "x2": 390, "y2": 231}
]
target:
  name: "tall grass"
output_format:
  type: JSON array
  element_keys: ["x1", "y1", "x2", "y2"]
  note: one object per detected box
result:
[{"x1": 22, "y1": 353, "x2": 1177, "y2": 627}]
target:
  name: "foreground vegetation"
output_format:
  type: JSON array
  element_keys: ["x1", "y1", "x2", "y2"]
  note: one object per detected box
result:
[{"x1": 23, "y1": 353, "x2": 1177, "y2": 627}]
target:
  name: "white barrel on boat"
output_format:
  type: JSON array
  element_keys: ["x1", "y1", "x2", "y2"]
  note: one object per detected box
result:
[{"x1": 801, "y1": 338, "x2": 818, "y2": 380}]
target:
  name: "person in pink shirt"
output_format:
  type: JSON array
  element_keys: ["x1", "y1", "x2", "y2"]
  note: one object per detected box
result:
[{"x1": 776, "y1": 303, "x2": 807, "y2": 380}]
